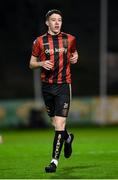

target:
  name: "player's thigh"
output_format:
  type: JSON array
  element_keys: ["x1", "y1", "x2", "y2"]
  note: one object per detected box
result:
[
  {"x1": 42, "y1": 92, "x2": 55, "y2": 117},
  {"x1": 55, "y1": 93, "x2": 70, "y2": 117}
]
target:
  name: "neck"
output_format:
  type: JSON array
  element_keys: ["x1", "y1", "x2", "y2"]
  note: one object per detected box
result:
[{"x1": 48, "y1": 30, "x2": 60, "y2": 35}]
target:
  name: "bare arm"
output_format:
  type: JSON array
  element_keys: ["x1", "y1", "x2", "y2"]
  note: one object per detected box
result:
[
  {"x1": 70, "y1": 50, "x2": 79, "y2": 64},
  {"x1": 29, "y1": 55, "x2": 53, "y2": 70}
]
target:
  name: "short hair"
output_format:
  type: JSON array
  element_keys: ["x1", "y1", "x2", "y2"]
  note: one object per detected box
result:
[{"x1": 45, "y1": 9, "x2": 62, "y2": 20}]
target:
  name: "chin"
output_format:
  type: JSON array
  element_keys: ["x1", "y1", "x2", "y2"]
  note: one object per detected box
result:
[{"x1": 53, "y1": 30, "x2": 60, "y2": 34}]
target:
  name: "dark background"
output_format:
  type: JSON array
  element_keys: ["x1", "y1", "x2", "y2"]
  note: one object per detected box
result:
[{"x1": 0, "y1": 0, "x2": 118, "y2": 99}]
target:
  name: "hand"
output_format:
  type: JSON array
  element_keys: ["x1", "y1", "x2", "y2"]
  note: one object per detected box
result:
[
  {"x1": 40, "y1": 60, "x2": 54, "y2": 70},
  {"x1": 70, "y1": 51, "x2": 78, "y2": 64}
]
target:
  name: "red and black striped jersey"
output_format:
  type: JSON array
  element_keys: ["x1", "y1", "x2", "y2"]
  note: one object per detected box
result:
[{"x1": 32, "y1": 32, "x2": 77, "y2": 84}]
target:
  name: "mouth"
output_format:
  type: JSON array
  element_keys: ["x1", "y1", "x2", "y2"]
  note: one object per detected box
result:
[{"x1": 55, "y1": 26, "x2": 59, "y2": 29}]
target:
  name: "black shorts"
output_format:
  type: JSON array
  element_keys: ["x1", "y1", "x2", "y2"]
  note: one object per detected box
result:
[{"x1": 42, "y1": 83, "x2": 71, "y2": 117}]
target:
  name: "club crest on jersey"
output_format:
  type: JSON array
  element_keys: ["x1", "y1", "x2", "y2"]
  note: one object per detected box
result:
[{"x1": 63, "y1": 39, "x2": 68, "y2": 48}]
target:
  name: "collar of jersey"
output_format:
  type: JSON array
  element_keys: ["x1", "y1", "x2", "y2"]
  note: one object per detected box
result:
[{"x1": 47, "y1": 31, "x2": 62, "y2": 37}]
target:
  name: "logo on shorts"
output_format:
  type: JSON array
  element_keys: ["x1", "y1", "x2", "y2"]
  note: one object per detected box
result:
[
  {"x1": 62, "y1": 103, "x2": 69, "y2": 116},
  {"x1": 63, "y1": 103, "x2": 68, "y2": 109}
]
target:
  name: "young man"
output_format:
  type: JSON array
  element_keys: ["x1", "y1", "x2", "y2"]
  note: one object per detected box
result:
[{"x1": 29, "y1": 9, "x2": 79, "y2": 173}]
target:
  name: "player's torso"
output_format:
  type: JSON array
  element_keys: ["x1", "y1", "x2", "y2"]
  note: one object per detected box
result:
[
  {"x1": 38, "y1": 32, "x2": 74, "y2": 83},
  {"x1": 38, "y1": 32, "x2": 72, "y2": 61}
]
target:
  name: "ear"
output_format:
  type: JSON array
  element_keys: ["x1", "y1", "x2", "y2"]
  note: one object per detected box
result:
[{"x1": 45, "y1": 20, "x2": 49, "y2": 26}]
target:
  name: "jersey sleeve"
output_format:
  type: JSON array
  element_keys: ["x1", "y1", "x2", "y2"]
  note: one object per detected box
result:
[{"x1": 32, "y1": 38, "x2": 41, "y2": 57}]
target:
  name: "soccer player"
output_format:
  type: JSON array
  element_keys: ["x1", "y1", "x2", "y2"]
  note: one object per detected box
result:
[{"x1": 29, "y1": 9, "x2": 79, "y2": 173}]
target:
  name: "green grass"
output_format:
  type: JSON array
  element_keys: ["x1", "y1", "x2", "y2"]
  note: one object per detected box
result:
[{"x1": 0, "y1": 126, "x2": 118, "y2": 179}]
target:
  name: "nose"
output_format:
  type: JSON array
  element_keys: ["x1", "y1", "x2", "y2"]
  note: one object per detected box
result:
[{"x1": 55, "y1": 21, "x2": 59, "y2": 25}]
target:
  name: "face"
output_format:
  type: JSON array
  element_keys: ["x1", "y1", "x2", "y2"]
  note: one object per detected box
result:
[{"x1": 46, "y1": 13, "x2": 62, "y2": 35}]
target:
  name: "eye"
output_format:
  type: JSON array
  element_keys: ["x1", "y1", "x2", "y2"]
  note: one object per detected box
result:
[
  {"x1": 51, "y1": 18, "x2": 56, "y2": 21},
  {"x1": 58, "y1": 19, "x2": 62, "y2": 22}
]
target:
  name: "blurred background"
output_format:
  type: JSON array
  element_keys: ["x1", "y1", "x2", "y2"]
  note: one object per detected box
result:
[{"x1": 0, "y1": 0, "x2": 118, "y2": 129}]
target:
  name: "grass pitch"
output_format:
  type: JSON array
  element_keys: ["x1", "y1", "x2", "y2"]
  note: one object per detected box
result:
[{"x1": 0, "y1": 126, "x2": 118, "y2": 179}]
